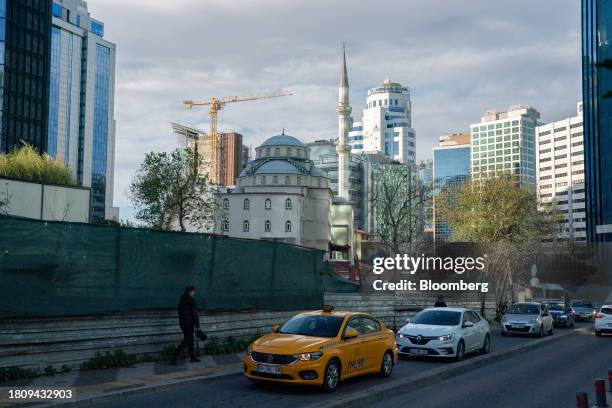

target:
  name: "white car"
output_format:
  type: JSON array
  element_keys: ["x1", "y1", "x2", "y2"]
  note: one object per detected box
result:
[
  {"x1": 501, "y1": 302, "x2": 554, "y2": 337},
  {"x1": 396, "y1": 307, "x2": 491, "y2": 361},
  {"x1": 595, "y1": 305, "x2": 612, "y2": 336}
]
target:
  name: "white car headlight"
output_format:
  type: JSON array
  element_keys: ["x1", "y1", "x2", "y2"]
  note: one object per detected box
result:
[
  {"x1": 397, "y1": 333, "x2": 406, "y2": 339},
  {"x1": 530, "y1": 318, "x2": 539, "y2": 324},
  {"x1": 294, "y1": 352, "x2": 323, "y2": 361},
  {"x1": 437, "y1": 333, "x2": 454, "y2": 342}
]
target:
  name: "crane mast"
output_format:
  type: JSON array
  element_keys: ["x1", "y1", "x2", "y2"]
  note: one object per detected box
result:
[{"x1": 182, "y1": 91, "x2": 293, "y2": 184}]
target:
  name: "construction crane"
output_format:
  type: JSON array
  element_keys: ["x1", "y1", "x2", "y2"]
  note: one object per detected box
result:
[{"x1": 182, "y1": 91, "x2": 293, "y2": 184}]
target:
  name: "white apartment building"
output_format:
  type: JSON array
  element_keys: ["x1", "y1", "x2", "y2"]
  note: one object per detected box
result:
[
  {"x1": 48, "y1": 0, "x2": 117, "y2": 222},
  {"x1": 536, "y1": 102, "x2": 586, "y2": 241},
  {"x1": 470, "y1": 105, "x2": 539, "y2": 186},
  {"x1": 348, "y1": 80, "x2": 416, "y2": 164}
]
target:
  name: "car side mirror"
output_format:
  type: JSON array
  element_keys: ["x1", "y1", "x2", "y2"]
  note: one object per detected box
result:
[
  {"x1": 463, "y1": 321, "x2": 474, "y2": 328},
  {"x1": 405, "y1": 318, "x2": 412, "y2": 324},
  {"x1": 272, "y1": 324, "x2": 280, "y2": 333},
  {"x1": 343, "y1": 328, "x2": 359, "y2": 339}
]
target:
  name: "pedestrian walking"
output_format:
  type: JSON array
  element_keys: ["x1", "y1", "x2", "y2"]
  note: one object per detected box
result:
[{"x1": 172, "y1": 285, "x2": 201, "y2": 364}]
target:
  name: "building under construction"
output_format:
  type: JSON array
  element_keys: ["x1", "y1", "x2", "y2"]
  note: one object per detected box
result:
[{"x1": 170, "y1": 123, "x2": 249, "y2": 186}]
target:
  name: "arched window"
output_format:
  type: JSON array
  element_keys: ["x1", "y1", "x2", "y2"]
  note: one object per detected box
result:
[
  {"x1": 285, "y1": 176, "x2": 291, "y2": 185},
  {"x1": 243, "y1": 198, "x2": 250, "y2": 210},
  {"x1": 222, "y1": 220, "x2": 229, "y2": 232},
  {"x1": 265, "y1": 148, "x2": 270, "y2": 156},
  {"x1": 273, "y1": 176, "x2": 278, "y2": 184},
  {"x1": 285, "y1": 220, "x2": 292, "y2": 233},
  {"x1": 287, "y1": 148, "x2": 292, "y2": 156},
  {"x1": 261, "y1": 176, "x2": 266, "y2": 185},
  {"x1": 285, "y1": 198, "x2": 292, "y2": 210},
  {"x1": 222, "y1": 198, "x2": 229, "y2": 210},
  {"x1": 243, "y1": 220, "x2": 249, "y2": 232},
  {"x1": 317, "y1": 178, "x2": 322, "y2": 187},
  {"x1": 297, "y1": 176, "x2": 302, "y2": 185},
  {"x1": 265, "y1": 220, "x2": 271, "y2": 232},
  {"x1": 275, "y1": 148, "x2": 280, "y2": 156},
  {"x1": 265, "y1": 198, "x2": 271, "y2": 210}
]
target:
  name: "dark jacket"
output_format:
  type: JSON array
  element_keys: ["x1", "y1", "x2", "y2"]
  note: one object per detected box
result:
[{"x1": 177, "y1": 292, "x2": 200, "y2": 329}]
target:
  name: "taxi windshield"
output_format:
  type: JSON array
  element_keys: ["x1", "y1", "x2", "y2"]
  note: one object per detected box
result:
[
  {"x1": 279, "y1": 315, "x2": 345, "y2": 338},
  {"x1": 547, "y1": 303, "x2": 565, "y2": 311}
]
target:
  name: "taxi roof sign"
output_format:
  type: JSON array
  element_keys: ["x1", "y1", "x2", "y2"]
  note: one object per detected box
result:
[{"x1": 321, "y1": 305, "x2": 334, "y2": 313}]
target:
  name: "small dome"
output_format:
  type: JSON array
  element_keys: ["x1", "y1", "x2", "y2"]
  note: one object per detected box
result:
[
  {"x1": 260, "y1": 134, "x2": 305, "y2": 147},
  {"x1": 253, "y1": 160, "x2": 303, "y2": 175}
]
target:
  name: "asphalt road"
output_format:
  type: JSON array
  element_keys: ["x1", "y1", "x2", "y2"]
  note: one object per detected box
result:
[
  {"x1": 372, "y1": 325, "x2": 612, "y2": 408},
  {"x1": 92, "y1": 323, "x2": 604, "y2": 408}
]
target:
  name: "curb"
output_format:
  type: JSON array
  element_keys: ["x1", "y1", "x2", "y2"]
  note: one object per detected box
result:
[
  {"x1": 304, "y1": 326, "x2": 591, "y2": 408},
  {"x1": 40, "y1": 364, "x2": 243, "y2": 408}
]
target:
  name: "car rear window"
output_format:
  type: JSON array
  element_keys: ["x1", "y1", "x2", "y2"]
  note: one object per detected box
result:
[
  {"x1": 571, "y1": 301, "x2": 594, "y2": 308},
  {"x1": 601, "y1": 308, "x2": 612, "y2": 315}
]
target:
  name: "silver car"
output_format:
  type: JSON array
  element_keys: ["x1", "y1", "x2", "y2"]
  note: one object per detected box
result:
[
  {"x1": 570, "y1": 300, "x2": 596, "y2": 321},
  {"x1": 501, "y1": 302, "x2": 554, "y2": 337}
]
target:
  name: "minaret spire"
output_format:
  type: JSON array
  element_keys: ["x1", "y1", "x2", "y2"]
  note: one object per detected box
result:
[{"x1": 336, "y1": 42, "x2": 352, "y2": 201}]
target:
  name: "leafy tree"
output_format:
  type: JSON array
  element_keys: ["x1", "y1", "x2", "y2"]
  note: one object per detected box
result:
[
  {"x1": 128, "y1": 148, "x2": 217, "y2": 232},
  {"x1": 436, "y1": 171, "x2": 562, "y2": 309},
  {"x1": 0, "y1": 143, "x2": 76, "y2": 186},
  {"x1": 370, "y1": 163, "x2": 432, "y2": 255}
]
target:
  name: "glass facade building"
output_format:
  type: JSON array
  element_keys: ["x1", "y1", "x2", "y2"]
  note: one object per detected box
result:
[
  {"x1": 47, "y1": 1, "x2": 117, "y2": 222},
  {"x1": 582, "y1": 0, "x2": 612, "y2": 242},
  {"x1": 0, "y1": 0, "x2": 52, "y2": 153},
  {"x1": 433, "y1": 145, "x2": 471, "y2": 242}
]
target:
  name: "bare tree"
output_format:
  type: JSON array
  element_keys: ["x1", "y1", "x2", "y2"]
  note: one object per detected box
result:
[{"x1": 370, "y1": 163, "x2": 432, "y2": 255}]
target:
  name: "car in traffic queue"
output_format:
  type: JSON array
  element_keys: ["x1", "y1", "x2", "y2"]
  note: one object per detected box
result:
[
  {"x1": 595, "y1": 305, "x2": 612, "y2": 336},
  {"x1": 545, "y1": 300, "x2": 575, "y2": 328},
  {"x1": 570, "y1": 300, "x2": 596, "y2": 322},
  {"x1": 501, "y1": 302, "x2": 554, "y2": 337},
  {"x1": 243, "y1": 306, "x2": 398, "y2": 392},
  {"x1": 396, "y1": 307, "x2": 491, "y2": 362}
]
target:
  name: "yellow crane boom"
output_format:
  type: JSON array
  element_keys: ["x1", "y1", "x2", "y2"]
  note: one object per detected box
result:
[{"x1": 182, "y1": 91, "x2": 293, "y2": 184}]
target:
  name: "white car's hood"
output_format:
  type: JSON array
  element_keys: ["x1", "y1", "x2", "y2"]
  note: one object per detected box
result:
[{"x1": 399, "y1": 324, "x2": 457, "y2": 337}]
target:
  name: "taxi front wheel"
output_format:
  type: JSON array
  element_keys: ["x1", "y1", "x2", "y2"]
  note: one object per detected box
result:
[
  {"x1": 379, "y1": 351, "x2": 394, "y2": 377},
  {"x1": 322, "y1": 359, "x2": 340, "y2": 393}
]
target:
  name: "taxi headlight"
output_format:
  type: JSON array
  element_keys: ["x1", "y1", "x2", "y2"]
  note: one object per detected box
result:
[
  {"x1": 437, "y1": 334, "x2": 454, "y2": 342},
  {"x1": 294, "y1": 352, "x2": 323, "y2": 361}
]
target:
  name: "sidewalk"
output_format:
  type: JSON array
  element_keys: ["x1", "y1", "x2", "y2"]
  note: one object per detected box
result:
[{"x1": 0, "y1": 353, "x2": 245, "y2": 407}]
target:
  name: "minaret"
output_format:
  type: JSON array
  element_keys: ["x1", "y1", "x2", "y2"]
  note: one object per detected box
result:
[{"x1": 336, "y1": 43, "x2": 352, "y2": 201}]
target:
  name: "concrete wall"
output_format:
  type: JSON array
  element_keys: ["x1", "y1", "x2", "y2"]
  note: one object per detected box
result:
[
  {"x1": 0, "y1": 177, "x2": 90, "y2": 222},
  {"x1": 0, "y1": 292, "x2": 497, "y2": 371}
]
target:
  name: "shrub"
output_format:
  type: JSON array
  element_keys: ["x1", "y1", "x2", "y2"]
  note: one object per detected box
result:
[
  {"x1": 0, "y1": 144, "x2": 76, "y2": 186},
  {"x1": 0, "y1": 366, "x2": 40, "y2": 382},
  {"x1": 81, "y1": 350, "x2": 139, "y2": 370}
]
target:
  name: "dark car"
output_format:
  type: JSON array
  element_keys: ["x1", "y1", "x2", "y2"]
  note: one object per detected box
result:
[
  {"x1": 546, "y1": 301, "x2": 575, "y2": 328},
  {"x1": 570, "y1": 300, "x2": 596, "y2": 321}
]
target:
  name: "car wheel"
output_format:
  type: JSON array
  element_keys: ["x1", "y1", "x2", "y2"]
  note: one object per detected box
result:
[
  {"x1": 480, "y1": 334, "x2": 491, "y2": 355},
  {"x1": 595, "y1": 330, "x2": 602, "y2": 337},
  {"x1": 322, "y1": 359, "x2": 340, "y2": 392},
  {"x1": 379, "y1": 351, "x2": 394, "y2": 378},
  {"x1": 454, "y1": 340, "x2": 465, "y2": 362}
]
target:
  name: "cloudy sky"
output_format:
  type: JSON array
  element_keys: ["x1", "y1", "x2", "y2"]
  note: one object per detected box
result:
[{"x1": 90, "y1": 0, "x2": 582, "y2": 220}]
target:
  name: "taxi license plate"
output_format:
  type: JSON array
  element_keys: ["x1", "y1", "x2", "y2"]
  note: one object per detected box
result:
[
  {"x1": 256, "y1": 364, "x2": 281, "y2": 375},
  {"x1": 409, "y1": 348, "x2": 428, "y2": 355},
  {"x1": 512, "y1": 324, "x2": 525, "y2": 329}
]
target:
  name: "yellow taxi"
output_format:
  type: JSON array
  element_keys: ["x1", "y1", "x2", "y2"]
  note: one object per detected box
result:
[{"x1": 243, "y1": 306, "x2": 397, "y2": 392}]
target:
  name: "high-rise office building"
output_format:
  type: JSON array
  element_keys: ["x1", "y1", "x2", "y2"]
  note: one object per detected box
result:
[
  {"x1": 433, "y1": 133, "x2": 471, "y2": 242},
  {"x1": 470, "y1": 105, "x2": 539, "y2": 186},
  {"x1": 535, "y1": 102, "x2": 586, "y2": 241},
  {"x1": 47, "y1": 0, "x2": 117, "y2": 222},
  {"x1": 582, "y1": 0, "x2": 612, "y2": 242},
  {"x1": 348, "y1": 79, "x2": 416, "y2": 164},
  {"x1": 0, "y1": 0, "x2": 52, "y2": 153}
]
